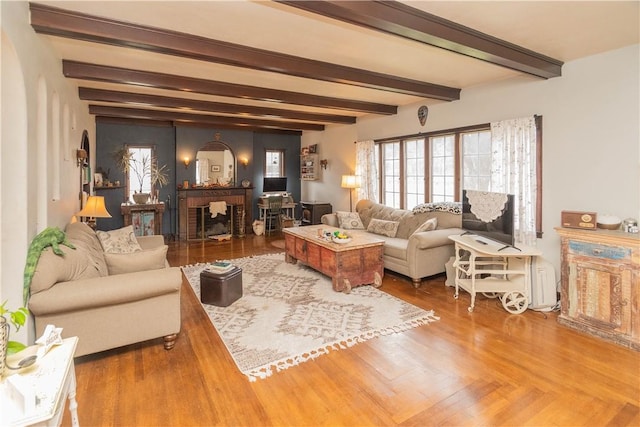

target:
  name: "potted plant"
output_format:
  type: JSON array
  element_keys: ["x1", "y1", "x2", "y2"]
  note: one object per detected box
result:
[
  {"x1": 114, "y1": 148, "x2": 169, "y2": 204},
  {"x1": 1, "y1": 301, "x2": 28, "y2": 372}
]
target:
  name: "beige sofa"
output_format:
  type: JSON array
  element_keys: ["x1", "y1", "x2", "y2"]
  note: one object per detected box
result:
[
  {"x1": 28, "y1": 222, "x2": 181, "y2": 357},
  {"x1": 322, "y1": 199, "x2": 463, "y2": 287}
]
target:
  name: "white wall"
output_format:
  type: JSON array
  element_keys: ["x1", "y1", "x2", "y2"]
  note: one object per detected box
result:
[
  {"x1": 303, "y1": 44, "x2": 640, "y2": 273},
  {"x1": 1, "y1": 2, "x2": 95, "y2": 344}
]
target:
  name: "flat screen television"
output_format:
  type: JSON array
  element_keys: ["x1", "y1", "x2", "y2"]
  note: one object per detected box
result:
[
  {"x1": 263, "y1": 177, "x2": 287, "y2": 193},
  {"x1": 462, "y1": 189, "x2": 515, "y2": 248}
]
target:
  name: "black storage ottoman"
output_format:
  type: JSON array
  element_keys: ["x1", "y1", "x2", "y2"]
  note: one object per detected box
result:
[{"x1": 200, "y1": 266, "x2": 243, "y2": 306}]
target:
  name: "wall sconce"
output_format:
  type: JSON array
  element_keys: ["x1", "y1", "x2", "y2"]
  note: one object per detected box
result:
[
  {"x1": 183, "y1": 157, "x2": 191, "y2": 168},
  {"x1": 240, "y1": 157, "x2": 249, "y2": 168},
  {"x1": 76, "y1": 149, "x2": 87, "y2": 167},
  {"x1": 320, "y1": 159, "x2": 328, "y2": 170}
]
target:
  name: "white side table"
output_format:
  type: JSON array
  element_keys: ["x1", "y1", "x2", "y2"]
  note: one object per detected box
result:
[
  {"x1": 0, "y1": 336, "x2": 79, "y2": 427},
  {"x1": 449, "y1": 235, "x2": 542, "y2": 314}
]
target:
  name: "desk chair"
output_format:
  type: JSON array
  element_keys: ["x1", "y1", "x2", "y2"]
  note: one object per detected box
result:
[{"x1": 265, "y1": 196, "x2": 283, "y2": 235}]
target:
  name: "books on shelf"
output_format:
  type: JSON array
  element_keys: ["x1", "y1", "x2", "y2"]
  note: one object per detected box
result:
[{"x1": 206, "y1": 261, "x2": 234, "y2": 273}]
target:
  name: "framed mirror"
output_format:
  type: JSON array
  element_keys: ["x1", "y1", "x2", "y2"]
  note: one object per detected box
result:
[{"x1": 196, "y1": 135, "x2": 235, "y2": 186}]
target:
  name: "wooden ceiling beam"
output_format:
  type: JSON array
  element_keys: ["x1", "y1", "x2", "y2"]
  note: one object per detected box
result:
[
  {"x1": 30, "y1": 2, "x2": 460, "y2": 100},
  {"x1": 278, "y1": 0, "x2": 563, "y2": 79},
  {"x1": 88, "y1": 105, "x2": 325, "y2": 132},
  {"x1": 64, "y1": 61, "x2": 397, "y2": 116},
  {"x1": 79, "y1": 88, "x2": 356, "y2": 124}
]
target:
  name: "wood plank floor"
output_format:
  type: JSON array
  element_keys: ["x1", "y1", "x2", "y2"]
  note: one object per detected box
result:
[{"x1": 63, "y1": 233, "x2": 639, "y2": 426}]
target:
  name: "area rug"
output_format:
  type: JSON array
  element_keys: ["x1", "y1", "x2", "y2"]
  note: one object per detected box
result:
[{"x1": 181, "y1": 253, "x2": 438, "y2": 381}]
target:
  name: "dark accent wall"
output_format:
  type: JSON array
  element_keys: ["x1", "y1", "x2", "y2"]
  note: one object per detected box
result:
[
  {"x1": 95, "y1": 122, "x2": 176, "y2": 234},
  {"x1": 95, "y1": 122, "x2": 301, "y2": 236}
]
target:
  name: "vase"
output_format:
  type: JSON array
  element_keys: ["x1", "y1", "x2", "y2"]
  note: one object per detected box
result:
[
  {"x1": 132, "y1": 193, "x2": 150, "y2": 204},
  {"x1": 0, "y1": 317, "x2": 8, "y2": 376}
]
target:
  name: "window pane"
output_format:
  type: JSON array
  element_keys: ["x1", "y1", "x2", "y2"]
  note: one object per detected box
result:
[
  {"x1": 404, "y1": 138, "x2": 424, "y2": 209},
  {"x1": 380, "y1": 141, "x2": 401, "y2": 208},
  {"x1": 127, "y1": 146, "x2": 152, "y2": 201},
  {"x1": 430, "y1": 135, "x2": 454, "y2": 202},
  {"x1": 265, "y1": 150, "x2": 284, "y2": 177},
  {"x1": 461, "y1": 130, "x2": 492, "y2": 192}
]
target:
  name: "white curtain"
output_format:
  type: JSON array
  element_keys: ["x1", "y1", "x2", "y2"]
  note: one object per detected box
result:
[
  {"x1": 490, "y1": 116, "x2": 537, "y2": 246},
  {"x1": 355, "y1": 140, "x2": 378, "y2": 203}
]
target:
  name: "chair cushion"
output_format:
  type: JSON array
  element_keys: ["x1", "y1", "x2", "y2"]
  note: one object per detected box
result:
[
  {"x1": 104, "y1": 245, "x2": 168, "y2": 275},
  {"x1": 96, "y1": 225, "x2": 142, "y2": 254}
]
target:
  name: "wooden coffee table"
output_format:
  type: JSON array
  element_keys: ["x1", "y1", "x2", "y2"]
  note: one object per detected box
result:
[{"x1": 283, "y1": 225, "x2": 385, "y2": 293}]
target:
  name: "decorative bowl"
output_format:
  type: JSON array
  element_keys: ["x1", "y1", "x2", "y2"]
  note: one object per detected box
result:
[
  {"x1": 332, "y1": 236, "x2": 352, "y2": 244},
  {"x1": 597, "y1": 222, "x2": 621, "y2": 230}
]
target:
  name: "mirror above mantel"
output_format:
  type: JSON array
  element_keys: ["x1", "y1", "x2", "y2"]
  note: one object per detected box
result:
[{"x1": 195, "y1": 135, "x2": 236, "y2": 187}]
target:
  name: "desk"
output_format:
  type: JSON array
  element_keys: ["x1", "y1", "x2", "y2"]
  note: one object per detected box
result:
[
  {"x1": 258, "y1": 201, "x2": 297, "y2": 221},
  {"x1": 1, "y1": 337, "x2": 79, "y2": 427},
  {"x1": 449, "y1": 235, "x2": 541, "y2": 314}
]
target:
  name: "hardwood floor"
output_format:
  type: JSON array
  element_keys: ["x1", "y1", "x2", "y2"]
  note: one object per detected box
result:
[{"x1": 63, "y1": 233, "x2": 639, "y2": 426}]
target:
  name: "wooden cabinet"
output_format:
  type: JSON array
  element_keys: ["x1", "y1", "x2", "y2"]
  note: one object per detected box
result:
[
  {"x1": 284, "y1": 225, "x2": 384, "y2": 292},
  {"x1": 556, "y1": 227, "x2": 639, "y2": 350},
  {"x1": 300, "y1": 201, "x2": 332, "y2": 225},
  {"x1": 301, "y1": 154, "x2": 318, "y2": 180},
  {"x1": 121, "y1": 203, "x2": 165, "y2": 236}
]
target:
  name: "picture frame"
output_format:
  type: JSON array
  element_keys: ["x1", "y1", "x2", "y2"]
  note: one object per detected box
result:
[
  {"x1": 94, "y1": 173, "x2": 103, "y2": 187},
  {"x1": 211, "y1": 165, "x2": 221, "y2": 172},
  {"x1": 309, "y1": 144, "x2": 317, "y2": 154}
]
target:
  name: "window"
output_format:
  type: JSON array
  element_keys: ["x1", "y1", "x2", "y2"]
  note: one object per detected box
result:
[
  {"x1": 381, "y1": 142, "x2": 400, "y2": 208},
  {"x1": 265, "y1": 149, "x2": 285, "y2": 177},
  {"x1": 125, "y1": 146, "x2": 154, "y2": 202},
  {"x1": 405, "y1": 138, "x2": 425, "y2": 210},
  {"x1": 375, "y1": 118, "x2": 542, "y2": 236},
  {"x1": 429, "y1": 134, "x2": 455, "y2": 202},
  {"x1": 461, "y1": 130, "x2": 492, "y2": 191}
]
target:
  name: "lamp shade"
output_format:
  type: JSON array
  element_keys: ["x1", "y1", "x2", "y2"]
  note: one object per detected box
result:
[
  {"x1": 341, "y1": 175, "x2": 361, "y2": 189},
  {"x1": 77, "y1": 196, "x2": 112, "y2": 218}
]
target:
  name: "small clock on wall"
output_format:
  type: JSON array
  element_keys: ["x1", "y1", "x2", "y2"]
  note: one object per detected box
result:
[{"x1": 241, "y1": 179, "x2": 251, "y2": 188}]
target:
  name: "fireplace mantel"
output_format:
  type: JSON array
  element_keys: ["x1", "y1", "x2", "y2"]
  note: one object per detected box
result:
[{"x1": 177, "y1": 187, "x2": 253, "y2": 240}]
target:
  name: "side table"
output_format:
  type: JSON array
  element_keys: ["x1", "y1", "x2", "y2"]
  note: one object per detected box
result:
[
  {"x1": 449, "y1": 234, "x2": 542, "y2": 314},
  {"x1": 1, "y1": 337, "x2": 79, "y2": 427}
]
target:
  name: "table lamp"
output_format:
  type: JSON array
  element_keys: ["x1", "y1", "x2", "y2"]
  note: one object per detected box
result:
[
  {"x1": 77, "y1": 195, "x2": 112, "y2": 229},
  {"x1": 341, "y1": 175, "x2": 361, "y2": 212}
]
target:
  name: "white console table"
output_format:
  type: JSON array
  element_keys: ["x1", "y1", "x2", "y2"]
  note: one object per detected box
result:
[
  {"x1": 449, "y1": 234, "x2": 541, "y2": 314},
  {"x1": 1, "y1": 337, "x2": 79, "y2": 427}
]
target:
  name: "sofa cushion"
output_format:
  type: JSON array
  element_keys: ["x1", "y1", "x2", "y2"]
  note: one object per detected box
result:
[
  {"x1": 96, "y1": 226, "x2": 142, "y2": 254},
  {"x1": 382, "y1": 237, "x2": 408, "y2": 260},
  {"x1": 104, "y1": 245, "x2": 168, "y2": 275},
  {"x1": 367, "y1": 218, "x2": 400, "y2": 237},
  {"x1": 65, "y1": 222, "x2": 108, "y2": 277},
  {"x1": 412, "y1": 218, "x2": 438, "y2": 236},
  {"x1": 336, "y1": 211, "x2": 365, "y2": 229},
  {"x1": 30, "y1": 244, "x2": 102, "y2": 295}
]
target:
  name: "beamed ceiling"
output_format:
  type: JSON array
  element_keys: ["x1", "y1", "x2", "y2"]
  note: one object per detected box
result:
[{"x1": 30, "y1": 1, "x2": 639, "y2": 134}]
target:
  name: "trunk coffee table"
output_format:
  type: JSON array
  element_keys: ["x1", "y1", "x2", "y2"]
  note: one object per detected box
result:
[{"x1": 283, "y1": 225, "x2": 384, "y2": 293}]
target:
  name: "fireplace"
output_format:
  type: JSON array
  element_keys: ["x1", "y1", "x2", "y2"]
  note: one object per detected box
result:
[{"x1": 178, "y1": 188, "x2": 252, "y2": 240}]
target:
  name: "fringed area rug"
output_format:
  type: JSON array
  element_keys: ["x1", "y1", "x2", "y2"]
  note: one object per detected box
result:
[{"x1": 181, "y1": 253, "x2": 439, "y2": 381}]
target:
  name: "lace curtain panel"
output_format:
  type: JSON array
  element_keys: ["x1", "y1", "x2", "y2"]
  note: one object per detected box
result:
[
  {"x1": 355, "y1": 140, "x2": 378, "y2": 203},
  {"x1": 490, "y1": 116, "x2": 537, "y2": 246}
]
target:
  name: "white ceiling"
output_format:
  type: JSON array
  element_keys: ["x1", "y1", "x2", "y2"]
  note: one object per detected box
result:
[{"x1": 36, "y1": 0, "x2": 640, "y2": 130}]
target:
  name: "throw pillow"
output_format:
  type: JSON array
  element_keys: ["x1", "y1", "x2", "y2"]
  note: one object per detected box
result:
[
  {"x1": 96, "y1": 225, "x2": 142, "y2": 254},
  {"x1": 30, "y1": 244, "x2": 102, "y2": 295},
  {"x1": 336, "y1": 211, "x2": 365, "y2": 230},
  {"x1": 104, "y1": 245, "x2": 168, "y2": 275},
  {"x1": 412, "y1": 218, "x2": 438, "y2": 235},
  {"x1": 367, "y1": 218, "x2": 400, "y2": 237}
]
